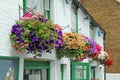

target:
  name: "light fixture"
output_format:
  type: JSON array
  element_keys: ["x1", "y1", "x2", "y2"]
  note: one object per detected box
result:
[{"x1": 115, "y1": 0, "x2": 120, "y2": 3}]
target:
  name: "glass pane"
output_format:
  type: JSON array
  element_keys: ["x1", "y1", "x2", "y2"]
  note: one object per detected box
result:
[
  {"x1": 45, "y1": 0, "x2": 49, "y2": 10},
  {"x1": 84, "y1": 70, "x2": 86, "y2": 79},
  {"x1": 26, "y1": 0, "x2": 43, "y2": 14},
  {"x1": 0, "y1": 59, "x2": 19, "y2": 80},
  {"x1": 83, "y1": 66, "x2": 86, "y2": 69},
  {"x1": 36, "y1": 0, "x2": 43, "y2": 14},
  {"x1": 75, "y1": 69, "x2": 82, "y2": 79},
  {"x1": 24, "y1": 69, "x2": 48, "y2": 80}
]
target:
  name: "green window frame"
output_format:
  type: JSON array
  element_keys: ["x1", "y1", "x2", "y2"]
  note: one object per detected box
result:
[
  {"x1": 24, "y1": 60, "x2": 50, "y2": 80},
  {"x1": 61, "y1": 64, "x2": 64, "y2": 80},
  {"x1": 71, "y1": 2, "x2": 78, "y2": 33},
  {"x1": 0, "y1": 56, "x2": 19, "y2": 80},
  {"x1": 91, "y1": 67, "x2": 96, "y2": 80},
  {"x1": 71, "y1": 62, "x2": 90, "y2": 80},
  {"x1": 23, "y1": 0, "x2": 50, "y2": 19}
]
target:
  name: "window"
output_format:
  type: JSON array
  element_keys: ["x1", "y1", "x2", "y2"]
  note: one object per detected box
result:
[
  {"x1": 24, "y1": 60, "x2": 50, "y2": 80},
  {"x1": 71, "y1": 4, "x2": 78, "y2": 33},
  {"x1": 0, "y1": 56, "x2": 19, "y2": 80},
  {"x1": 23, "y1": 0, "x2": 50, "y2": 19},
  {"x1": 71, "y1": 62, "x2": 90, "y2": 80}
]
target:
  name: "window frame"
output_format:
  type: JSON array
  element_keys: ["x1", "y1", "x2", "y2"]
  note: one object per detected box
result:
[
  {"x1": 23, "y1": 0, "x2": 50, "y2": 19},
  {"x1": 0, "y1": 56, "x2": 19, "y2": 80},
  {"x1": 24, "y1": 60, "x2": 50, "y2": 80},
  {"x1": 71, "y1": 1, "x2": 79, "y2": 33},
  {"x1": 91, "y1": 66, "x2": 96, "y2": 80}
]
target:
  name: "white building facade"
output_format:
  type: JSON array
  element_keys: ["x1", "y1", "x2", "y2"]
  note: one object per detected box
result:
[{"x1": 0, "y1": 0, "x2": 105, "y2": 80}]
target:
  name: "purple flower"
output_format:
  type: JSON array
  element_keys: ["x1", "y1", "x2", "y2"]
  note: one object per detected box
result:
[
  {"x1": 45, "y1": 40, "x2": 50, "y2": 44},
  {"x1": 31, "y1": 36, "x2": 36, "y2": 42},
  {"x1": 39, "y1": 18, "x2": 47, "y2": 23},
  {"x1": 49, "y1": 34, "x2": 52, "y2": 37},
  {"x1": 28, "y1": 44, "x2": 34, "y2": 51},
  {"x1": 19, "y1": 39, "x2": 24, "y2": 43},
  {"x1": 12, "y1": 24, "x2": 20, "y2": 29},
  {"x1": 57, "y1": 30, "x2": 62, "y2": 37},
  {"x1": 21, "y1": 28, "x2": 25, "y2": 33},
  {"x1": 30, "y1": 30, "x2": 34, "y2": 35},
  {"x1": 38, "y1": 38, "x2": 42, "y2": 42},
  {"x1": 16, "y1": 32, "x2": 21, "y2": 37},
  {"x1": 90, "y1": 39, "x2": 94, "y2": 47}
]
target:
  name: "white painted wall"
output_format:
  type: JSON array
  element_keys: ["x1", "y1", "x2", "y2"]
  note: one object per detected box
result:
[
  {"x1": 78, "y1": 9, "x2": 90, "y2": 37},
  {"x1": 106, "y1": 73, "x2": 120, "y2": 80}
]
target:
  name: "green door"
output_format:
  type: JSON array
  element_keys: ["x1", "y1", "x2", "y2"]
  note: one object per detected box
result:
[
  {"x1": 24, "y1": 60, "x2": 50, "y2": 80},
  {"x1": 71, "y1": 62, "x2": 90, "y2": 80}
]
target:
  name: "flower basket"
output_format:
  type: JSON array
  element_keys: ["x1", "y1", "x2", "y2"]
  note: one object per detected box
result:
[
  {"x1": 10, "y1": 12, "x2": 63, "y2": 57},
  {"x1": 56, "y1": 32, "x2": 86, "y2": 60}
]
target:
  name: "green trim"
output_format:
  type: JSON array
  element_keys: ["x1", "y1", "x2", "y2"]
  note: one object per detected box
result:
[
  {"x1": 47, "y1": 68, "x2": 50, "y2": 80},
  {"x1": 91, "y1": 67, "x2": 96, "y2": 80},
  {"x1": 24, "y1": 60, "x2": 50, "y2": 69},
  {"x1": 71, "y1": 62, "x2": 90, "y2": 80},
  {"x1": 0, "y1": 56, "x2": 19, "y2": 80},
  {"x1": 24, "y1": 60, "x2": 50, "y2": 80},
  {"x1": 76, "y1": 8, "x2": 78, "y2": 33},
  {"x1": 23, "y1": 0, "x2": 26, "y2": 13},
  {"x1": 61, "y1": 64, "x2": 64, "y2": 80},
  {"x1": 0, "y1": 56, "x2": 19, "y2": 59},
  {"x1": 43, "y1": 0, "x2": 46, "y2": 17},
  {"x1": 48, "y1": 0, "x2": 51, "y2": 20}
]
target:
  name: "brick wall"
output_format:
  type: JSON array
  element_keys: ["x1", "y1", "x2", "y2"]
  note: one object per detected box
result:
[{"x1": 84, "y1": 0, "x2": 120, "y2": 73}]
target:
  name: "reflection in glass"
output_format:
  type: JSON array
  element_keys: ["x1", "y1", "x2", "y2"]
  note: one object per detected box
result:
[{"x1": 24, "y1": 69, "x2": 48, "y2": 80}]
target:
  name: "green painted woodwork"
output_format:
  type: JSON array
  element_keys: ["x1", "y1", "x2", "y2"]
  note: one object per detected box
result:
[
  {"x1": 71, "y1": 62, "x2": 90, "y2": 80},
  {"x1": 0, "y1": 56, "x2": 19, "y2": 80},
  {"x1": 24, "y1": 60, "x2": 50, "y2": 69},
  {"x1": 23, "y1": 0, "x2": 26, "y2": 13},
  {"x1": 76, "y1": 8, "x2": 78, "y2": 33},
  {"x1": 61, "y1": 64, "x2": 64, "y2": 80}
]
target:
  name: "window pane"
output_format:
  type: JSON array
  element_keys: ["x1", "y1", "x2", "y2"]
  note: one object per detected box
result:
[
  {"x1": 26, "y1": 0, "x2": 43, "y2": 14},
  {"x1": 0, "y1": 58, "x2": 19, "y2": 80},
  {"x1": 84, "y1": 70, "x2": 86, "y2": 79},
  {"x1": 45, "y1": 0, "x2": 50, "y2": 19},
  {"x1": 24, "y1": 69, "x2": 48, "y2": 80},
  {"x1": 75, "y1": 69, "x2": 82, "y2": 79}
]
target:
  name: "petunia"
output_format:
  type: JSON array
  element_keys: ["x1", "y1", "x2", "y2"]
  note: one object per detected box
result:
[
  {"x1": 31, "y1": 36, "x2": 36, "y2": 42},
  {"x1": 19, "y1": 39, "x2": 24, "y2": 43},
  {"x1": 38, "y1": 38, "x2": 42, "y2": 42},
  {"x1": 45, "y1": 40, "x2": 50, "y2": 44},
  {"x1": 21, "y1": 28, "x2": 25, "y2": 33},
  {"x1": 16, "y1": 32, "x2": 21, "y2": 37}
]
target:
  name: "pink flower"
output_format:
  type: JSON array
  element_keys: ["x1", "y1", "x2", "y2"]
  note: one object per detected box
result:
[
  {"x1": 20, "y1": 13, "x2": 32, "y2": 20},
  {"x1": 35, "y1": 12, "x2": 42, "y2": 17},
  {"x1": 24, "y1": 13, "x2": 32, "y2": 17},
  {"x1": 96, "y1": 43, "x2": 102, "y2": 52},
  {"x1": 55, "y1": 24, "x2": 62, "y2": 30}
]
